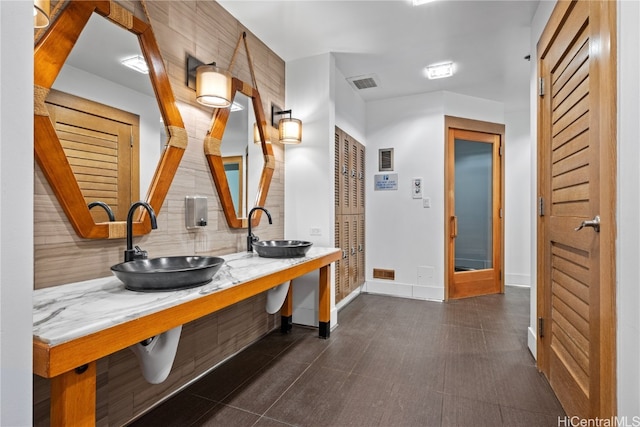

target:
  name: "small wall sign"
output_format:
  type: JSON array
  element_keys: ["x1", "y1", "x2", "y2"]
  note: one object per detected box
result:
[{"x1": 374, "y1": 173, "x2": 398, "y2": 191}]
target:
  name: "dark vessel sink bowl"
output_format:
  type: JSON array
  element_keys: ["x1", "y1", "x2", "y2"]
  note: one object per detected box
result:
[
  {"x1": 253, "y1": 240, "x2": 313, "y2": 258},
  {"x1": 111, "y1": 256, "x2": 224, "y2": 292}
]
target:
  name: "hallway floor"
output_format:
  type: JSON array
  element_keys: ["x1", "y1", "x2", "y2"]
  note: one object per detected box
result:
[{"x1": 130, "y1": 287, "x2": 565, "y2": 426}]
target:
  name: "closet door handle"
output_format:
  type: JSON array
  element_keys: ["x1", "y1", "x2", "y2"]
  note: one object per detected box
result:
[{"x1": 450, "y1": 216, "x2": 458, "y2": 238}]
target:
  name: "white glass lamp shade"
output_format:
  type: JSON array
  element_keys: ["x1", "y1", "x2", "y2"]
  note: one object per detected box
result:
[
  {"x1": 196, "y1": 65, "x2": 231, "y2": 108},
  {"x1": 278, "y1": 118, "x2": 302, "y2": 144},
  {"x1": 34, "y1": 0, "x2": 50, "y2": 28}
]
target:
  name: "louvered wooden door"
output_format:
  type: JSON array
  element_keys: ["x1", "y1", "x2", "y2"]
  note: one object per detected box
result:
[
  {"x1": 46, "y1": 90, "x2": 140, "y2": 222},
  {"x1": 537, "y1": 0, "x2": 616, "y2": 418},
  {"x1": 335, "y1": 127, "x2": 365, "y2": 303}
]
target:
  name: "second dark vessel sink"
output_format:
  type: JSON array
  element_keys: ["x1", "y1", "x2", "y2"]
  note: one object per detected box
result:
[
  {"x1": 252, "y1": 240, "x2": 313, "y2": 258},
  {"x1": 111, "y1": 256, "x2": 224, "y2": 292}
]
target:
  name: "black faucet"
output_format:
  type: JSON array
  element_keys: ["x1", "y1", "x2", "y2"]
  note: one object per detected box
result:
[
  {"x1": 247, "y1": 206, "x2": 272, "y2": 252},
  {"x1": 124, "y1": 201, "x2": 158, "y2": 262},
  {"x1": 88, "y1": 201, "x2": 115, "y2": 222}
]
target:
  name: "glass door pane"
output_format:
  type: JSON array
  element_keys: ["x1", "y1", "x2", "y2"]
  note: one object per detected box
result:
[{"x1": 454, "y1": 138, "x2": 493, "y2": 271}]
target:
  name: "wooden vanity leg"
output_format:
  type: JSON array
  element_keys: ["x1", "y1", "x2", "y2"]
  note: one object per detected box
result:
[
  {"x1": 280, "y1": 281, "x2": 293, "y2": 333},
  {"x1": 318, "y1": 265, "x2": 331, "y2": 339},
  {"x1": 50, "y1": 361, "x2": 96, "y2": 427}
]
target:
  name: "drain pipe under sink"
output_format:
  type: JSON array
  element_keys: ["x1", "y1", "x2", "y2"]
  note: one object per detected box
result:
[
  {"x1": 129, "y1": 325, "x2": 182, "y2": 384},
  {"x1": 265, "y1": 281, "x2": 290, "y2": 314}
]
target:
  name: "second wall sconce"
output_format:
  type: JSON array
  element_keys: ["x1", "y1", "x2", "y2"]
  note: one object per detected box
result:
[
  {"x1": 272, "y1": 105, "x2": 302, "y2": 145},
  {"x1": 186, "y1": 55, "x2": 232, "y2": 108}
]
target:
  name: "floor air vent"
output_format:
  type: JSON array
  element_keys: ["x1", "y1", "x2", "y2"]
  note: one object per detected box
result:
[
  {"x1": 373, "y1": 268, "x2": 395, "y2": 280},
  {"x1": 347, "y1": 74, "x2": 379, "y2": 90}
]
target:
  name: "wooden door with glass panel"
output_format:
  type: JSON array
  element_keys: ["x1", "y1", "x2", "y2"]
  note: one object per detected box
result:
[{"x1": 446, "y1": 120, "x2": 504, "y2": 300}]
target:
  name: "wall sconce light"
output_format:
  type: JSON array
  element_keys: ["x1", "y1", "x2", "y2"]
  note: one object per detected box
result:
[
  {"x1": 272, "y1": 106, "x2": 302, "y2": 145},
  {"x1": 186, "y1": 55, "x2": 231, "y2": 108},
  {"x1": 34, "y1": 0, "x2": 50, "y2": 28}
]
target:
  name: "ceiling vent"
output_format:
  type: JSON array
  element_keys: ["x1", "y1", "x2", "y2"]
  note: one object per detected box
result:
[{"x1": 347, "y1": 74, "x2": 379, "y2": 90}]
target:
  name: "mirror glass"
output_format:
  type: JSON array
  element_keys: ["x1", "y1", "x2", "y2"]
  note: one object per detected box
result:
[
  {"x1": 220, "y1": 92, "x2": 264, "y2": 218},
  {"x1": 48, "y1": 13, "x2": 163, "y2": 222},
  {"x1": 205, "y1": 78, "x2": 275, "y2": 229},
  {"x1": 34, "y1": 0, "x2": 186, "y2": 239}
]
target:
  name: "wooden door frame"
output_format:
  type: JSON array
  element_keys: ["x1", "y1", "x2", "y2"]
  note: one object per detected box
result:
[
  {"x1": 444, "y1": 115, "x2": 505, "y2": 300},
  {"x1": 536, "y1": 0, "x2": 617, "y2": 417}
]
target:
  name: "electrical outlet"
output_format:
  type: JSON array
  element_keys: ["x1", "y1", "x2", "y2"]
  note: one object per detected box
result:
[{"x1": 310, "y1": 227, "x2": 322, "y2": 236}]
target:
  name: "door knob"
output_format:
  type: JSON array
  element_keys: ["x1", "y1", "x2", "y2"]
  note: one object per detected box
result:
[{"x1": 575, "y1": 215, "x2": 600, "y2": 232}]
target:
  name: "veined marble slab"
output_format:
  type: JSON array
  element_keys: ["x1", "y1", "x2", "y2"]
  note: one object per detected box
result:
[{"x1": 34, "y1": 247, "x2": 338, "y2": 346}]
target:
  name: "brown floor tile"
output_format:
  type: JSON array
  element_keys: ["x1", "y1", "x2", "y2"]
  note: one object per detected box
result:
[
  {"x1": 126, "y1": 287, "x2": 565, "y2": 427},
  {"x1": 264, "y1": 364, "x2": 349, "y2": 426},
  {"x1": 379, "y1": 384, "x2": 444, "y2": 427},
  {"x1": 444, "y1": 354, "x2": 499, "y2": 404},
  {"x1": 128, "y1": 393, "x2": 216, "y2": 427},
  {"x1": 194, "y1": 403, "x2": 261, "y2": 426},
  {"x1": 441, "y1": 394, "x2": 502, "y2": 427},
  {"x1": 500, "y1": 406, "x2": 563, "y2": 427},
  {"x1": 491, "y1": 361, "x2": 564, "y2": 415},
  {"x1": 222, "y1": 357, "x2": 310, "y2": 415},
  {"x1": 188, "y1": 347, "x2": 275, "y2": 403}
]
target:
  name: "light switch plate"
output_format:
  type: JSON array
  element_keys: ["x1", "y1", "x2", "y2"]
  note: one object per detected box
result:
[
  {"x1": 412, "y1": 177, "x2": 423, "y2": 199},
  {"x1": 423, "y1": 197, "x2": 431, "y2": 208}
]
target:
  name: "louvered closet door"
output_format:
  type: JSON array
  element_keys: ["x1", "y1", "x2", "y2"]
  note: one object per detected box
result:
[
  {"x1": 335, "y1": 128, "x2": 345, "y2": 215},
  {"x1": 357, "y1": 143, "x2": 365, "y2": 214},
  {"x1": 537, "y1": 0, "x2": 616, "y2": 418},
  {"x1": 357, "y1": 214, "x2": 365, "y2": 285},
  {"x1": 46, "y1": 90, "x2": 139, "y2": 222}
]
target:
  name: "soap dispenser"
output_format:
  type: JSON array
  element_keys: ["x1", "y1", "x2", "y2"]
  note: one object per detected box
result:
[{"x1": 185, "y1": 196, "x2": 208, "y2": 229}]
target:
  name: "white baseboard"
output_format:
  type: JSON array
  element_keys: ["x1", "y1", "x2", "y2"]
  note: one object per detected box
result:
[
  {"x1": 336, "y1": 285, "x2": 361, "y2": 311},
  {"x1": 363, "y1": 280, "x2": 444, "y2": 301},
  {"x1": 528, "y1": 326, "x2": 537, "y2": 359},
  {"x1": 506, "y1": 273, "x2": 531, "y2": 287}
]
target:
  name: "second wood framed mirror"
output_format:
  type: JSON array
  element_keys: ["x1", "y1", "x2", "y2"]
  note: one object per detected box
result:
[
  {"x1": 34, "y1": 0, "x2": 186, "y2": 239},
  {"x1": 205, "y1": 78, "x2": 275, "y2": 229}
]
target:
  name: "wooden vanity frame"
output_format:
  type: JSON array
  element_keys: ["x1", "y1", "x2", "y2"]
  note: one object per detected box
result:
[{"x1": 34, "y1": 250, "x2": 340, "y2": 426}]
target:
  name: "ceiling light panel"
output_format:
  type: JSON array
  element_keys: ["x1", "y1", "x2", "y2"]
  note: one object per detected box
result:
[
  {"x1": 424, "y1": 62, "x2": 454, "y2": 80},
  {"x1": 121, "y1": 55, "x2": 149, "y2": 74}
]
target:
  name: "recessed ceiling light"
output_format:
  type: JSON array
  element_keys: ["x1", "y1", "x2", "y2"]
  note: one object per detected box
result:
[
  {"x1": 230, "y1": 101, "x2": 244, "y2": 112},
  {"x1": 424, "y1": 62, "x2": 454, "y2": 79},
  {"x1": 412, "y1": 0, "x2": 438, "y2": 6},
  {"x1": 121, "y1": 55, "x2": 149, "y2": 74}
]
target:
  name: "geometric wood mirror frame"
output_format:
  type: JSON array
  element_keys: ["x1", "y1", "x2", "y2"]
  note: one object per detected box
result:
[
  {"x1": 34, "y1": 0, "x2": 186, "y2": 239},
  {"x1": 204, "y1": 77, "x2": 275, "y2": 229}
]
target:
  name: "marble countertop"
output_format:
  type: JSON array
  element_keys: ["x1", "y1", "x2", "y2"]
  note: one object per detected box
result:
[{"x1": 34, "y1": 247, "x2": 339, "y2": 346}]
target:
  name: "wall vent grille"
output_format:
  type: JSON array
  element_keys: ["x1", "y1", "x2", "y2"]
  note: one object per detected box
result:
[
  {"x1": 346, "y1": 74, "x2": 379, "y2": 90},
  {"x1": 379, "y1": 148, "x2": 394, "y2": 171},
  {"x1": 373, "y1": 268, "x2": 395, "y2": 280}
]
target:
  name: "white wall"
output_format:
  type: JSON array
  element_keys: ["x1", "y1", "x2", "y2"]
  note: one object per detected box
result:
[
  {"x1": 285, "y1": 53, "x2": 368, "y2": 326},
  {"x1": 284, "y1": 53, "x2": 335, "y2": 326},
  {"x1": 527, "y1": 0, "x2": 556, "y2": 357},
  {"x1": 364, "y1": 91, "x2": 504, "y2": 301},
  {"x1": 504, "y1": 109, "x2": 531, "y2": 286},
  {"x1": 334, "y1": 64, "x2": 366, "y2": 144},
  {"x1": 0, "y1": 2, "x2": 33, "y2": 425},
  {"x1": 617, "y1": 0, "x2": 640, "y2": 417}
]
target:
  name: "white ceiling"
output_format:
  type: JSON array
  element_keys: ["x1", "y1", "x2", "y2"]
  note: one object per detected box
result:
[{"x1": 218, "y1": 0, "x2": 539, "y2": 109}]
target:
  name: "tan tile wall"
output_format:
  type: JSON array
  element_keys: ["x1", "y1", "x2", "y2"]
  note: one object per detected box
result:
[{"x1": 33, "y1": 1, "x2": 286, "y2": 424}]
